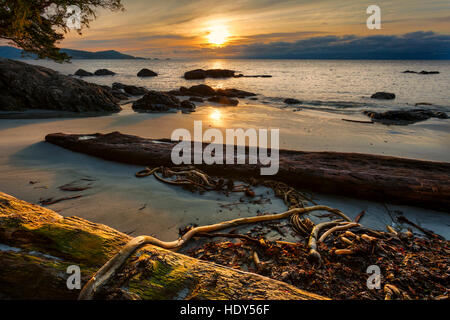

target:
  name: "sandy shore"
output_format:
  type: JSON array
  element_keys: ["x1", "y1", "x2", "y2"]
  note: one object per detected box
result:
[{"x1": 1, "y1": 102, "x2": 449, "y2": 240}]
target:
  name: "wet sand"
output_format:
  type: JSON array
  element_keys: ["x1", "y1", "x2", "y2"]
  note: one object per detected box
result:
[{"x1": 1, "y1": 102, "x2": 449, "y2": 240}]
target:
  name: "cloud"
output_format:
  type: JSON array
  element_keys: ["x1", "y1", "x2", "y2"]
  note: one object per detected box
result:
[{"x1": 209, "y1": 31, "x2": 450, "y2": 59}]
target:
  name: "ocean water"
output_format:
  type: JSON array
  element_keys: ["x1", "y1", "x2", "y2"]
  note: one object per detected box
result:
[{"x1": 24, "y1": 59, "x2": 450, "y2": 115}]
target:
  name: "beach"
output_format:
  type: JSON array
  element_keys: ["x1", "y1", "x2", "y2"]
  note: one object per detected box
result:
[{"x1": 1, "y1": 99, "x2": 449, "y2": 241}]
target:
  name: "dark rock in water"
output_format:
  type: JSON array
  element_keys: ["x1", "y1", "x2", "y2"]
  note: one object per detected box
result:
[
  {"x1": 205, "y1": 69, "x2": 235, "y2": 78},
  {"x1": 207, "y1": 96, "x2": 239, "y2": 106},
  {"x1": 132, "y1": 91, "x2": 180, "y2": 112},
  {"x1": 185, "y1": 84, "x2": 217, "y2": 97},
  {"x1": 402, "y1": 70, "x2": 439, "y2": 75},
  {"x1": 180, "y1": 100, "x2": 196, "y2": 111},
  {"x1": 363, "y1": 109, "x2": 448, "y2": 125},
  {"x1": 184, "y1": 69, "x2": 235, "y2": 79},
  {"x1": 419, "y1": 70, "x2": 439, "y2": 75},
  {"x1": 94, "y1": 69, "x2": 116, "y2": 76},
  {"x1": 216, "y1": 88, "x2": 256, "y2": 98},
  {"x1": 184, "y1": 69, "x2": 207, "y2": 80},
  {"x1": 189, "y1": 97, "x2": 204, "y2": 103},
  {"x1": 284, "y1": 98, "x2": 302, "y2": 104},
  {"x1": 0, "y1": 58, "x2": 121, "y2": 113},
  {"x1": 74, "y1": 69, "x2": 93, "y2": 77},
  {"x1": 137, "y1": 68, "x2": 158, "y2": 77},
  {"x1": 250, "y1": 97, "x2": 258, "y2": 100},
  {"x1": 112, "y1": 82, "x2": 148, "y2": 96},
  {"x1": 370, "y1": 92, "x2": 396, "y2": 100}
]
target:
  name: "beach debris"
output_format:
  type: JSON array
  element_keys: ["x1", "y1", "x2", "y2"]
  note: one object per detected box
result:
[
  {"x1": 58, "y1": 179, "x2": 93, "y2": 192},
  {"x1": 396, "y1": 215, "x2": 443, "y2": 239},
  {"x1": 354, "y1": 210, "x2": 366, "y2": 223},
  {"x1": 342, "y1": 118, "x2": 374, "y2": 124}
]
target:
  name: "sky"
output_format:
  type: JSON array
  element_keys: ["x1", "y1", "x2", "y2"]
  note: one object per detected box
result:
[{"x1": 60, "y1": 0, "x2": 450, "y2": 59}]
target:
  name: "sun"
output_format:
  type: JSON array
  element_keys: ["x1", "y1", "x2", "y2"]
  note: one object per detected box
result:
[{"x1": 207, "y1": 25, "x2": 230, "y2": 46}]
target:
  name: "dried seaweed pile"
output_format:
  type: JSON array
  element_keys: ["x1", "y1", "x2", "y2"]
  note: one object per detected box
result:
[{"x1": 136, "y1": 165, "x2": 450, "y2": 300}]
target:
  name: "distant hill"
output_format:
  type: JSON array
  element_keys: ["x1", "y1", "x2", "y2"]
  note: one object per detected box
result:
[{"x1": 0, "y1": 46, "x2": 147, "y2": 60}]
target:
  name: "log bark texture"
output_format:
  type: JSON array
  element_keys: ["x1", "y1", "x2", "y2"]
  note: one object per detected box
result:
[
  {"x1": 0, "y1": 192, "x2": 326, "y2": 300},
  {"x1": 45, "y1": 132, "x2": 450, "y2": 212}
]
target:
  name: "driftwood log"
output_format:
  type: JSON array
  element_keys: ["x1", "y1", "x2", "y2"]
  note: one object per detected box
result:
[
  {"x1": 45, "y1": 132, "x2": 450, "y2": 212},
  {"x1": 0, "y1": 192, "x2": 326, "y2": 300}
]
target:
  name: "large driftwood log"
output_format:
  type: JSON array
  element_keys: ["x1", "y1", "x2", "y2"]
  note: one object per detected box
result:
[
  {"x1": 0, "y1": 192, "x2": 326, "y2": 300},
  {"x1": 45, "y1": 132, "x2": 450, "y2": 212}
]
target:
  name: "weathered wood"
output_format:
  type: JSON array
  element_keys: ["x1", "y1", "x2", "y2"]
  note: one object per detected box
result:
[
  {"x1": 45, "y1": 132, "x2": 450, "y2": 212},
  {"x1": 0, "y1": 192, "x2": 326, "y2": 300}
]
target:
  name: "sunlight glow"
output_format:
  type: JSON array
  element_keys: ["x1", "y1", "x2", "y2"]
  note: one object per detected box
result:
[
  {"x1": 207, "y1": 25, "x2": 230, "y2": 46},
  {"x1": 210, "y1": 109, "x2": 222, "y2": 121}
]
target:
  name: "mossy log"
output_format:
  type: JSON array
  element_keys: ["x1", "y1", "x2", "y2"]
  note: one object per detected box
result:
[
  {"x1": 45, "y1": 132, "x2": 450, "y2": 212},
  {"x1": 0, "y1": 192, "x2": 326, "y2": 300}
]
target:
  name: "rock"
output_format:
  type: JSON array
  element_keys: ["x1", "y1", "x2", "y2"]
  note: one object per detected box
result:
[
  {"x1": 74, "y1": 69, "x2": 93, "y2": 77},
  {"x1": 189, "y1": 97, "x2": 204, "y2": 103},
  {"x1": 205, "y1": 69, "x2": 235, "y2": 78},
  {"x1": 363, "y1": 109, "x2": 448, "y2": 125},
  {"x1": 402, "y1": 70, "x2": 439, "y2": 75},
  {"x1": 0, "y1": 58, "x2": 121, "y2": 113},
  {"x1": 419, "y1": 71, "x2": 439, "y2": 75},
  {"x1": 207, "y1": 96, "x2": 239, "y2": 106},
  {"x1": 415, "y1": 102, "x2": 433, "y2": 106},
  {"x1": 185, "y1": 84, "x2": 217, "y2": 97},
  {"x1": 370, "y1": 92, "x2": 396, "y2": 100},
  {"x1": 112, "y1": 82, "x2": 148, "y2": 96},
  {"x1": 284, "y1": 98, "x2": 302, "y2": 104},
  {"x1": 216, "y1": 88, "x2": 256, "y2": 98},
  {"x1": 132, "y1": 91, "x2": 181, "y2": 112},
  {"x1": 94, "y1": 69, "x2": 116, "y2": 76},
  {"x1": 180, "y1": 100, "x2": 196, "y2": 111},
  {"x1": 137, "y1": 68, "x2": 158, "y2": 77},
  {"x1": 184, "y1": 69, "x2": 206, "y2": 80},
  {"x1": 184, "y1": 69, "x2": 235, "y2": 80}
]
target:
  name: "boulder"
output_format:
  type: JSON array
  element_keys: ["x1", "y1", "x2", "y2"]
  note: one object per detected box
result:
[
  {"x1": 94, "y1": 69, "x2": 116, "y2": 76},
  {"x1": 184, "y1": 69, "x2": 206, "y2": 80},
  {"x1": 207, "y1": 96, "x2": 239, "y2": 106},
  {"x1": 74, "y1": 69, "x2": 94, "y2": 77},
  {"x1": 184, "y1": 69, "x2": 235, "y2": 80},
  {"x1": 112, "y1": 82, "x2": 148, "y2": 96},
  {"x1": 216, "y1": 88, "x2": 256, "y2": 98},
  {"x1": 370, "y1": 92, "x2": 396, "y2": 100},
  {"x1": 0, "y1": 58, "x2": 121, "y2": 113},
  {"x1": 189, "y1": 97, "x2": 204, "y2": 103},
  {"x1": 284, "y1": 98, "x2": 302, "y2": 104},
  {"x1": 180, "y1": 100, "x2": 196, "y2": 111},
  {"x1": 363, "y1": 109, "x2": 448, "y2": 125},
  {"x1": 132, "y1": 91, "x2": 181, "y2": 112},
  {"x1": 137, "y1": 68, "x2": 158, "y2": 77},
  {"x1": 185, "y1": 84, "x2": 217, "y2": 97},
  {"x1": 419, "y1": 71, "x2": 439, "y2": 75}
]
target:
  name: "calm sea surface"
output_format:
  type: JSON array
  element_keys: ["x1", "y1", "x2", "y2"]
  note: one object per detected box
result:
[{"x1": 24, "y1": 59, "x2": 450, "y2": 115}]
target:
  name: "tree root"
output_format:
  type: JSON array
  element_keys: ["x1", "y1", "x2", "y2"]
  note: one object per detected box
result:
[
  {"x1": 78, "y1": 205, "x2": 346, "y2": 300},
  {"x1": 318, "y1": 222, "x2": 360, "y2": 243}
]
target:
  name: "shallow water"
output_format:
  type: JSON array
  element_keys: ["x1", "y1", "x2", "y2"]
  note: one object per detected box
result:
[{"x1": 24, "y1": 58, "x2": 450, "y2": 115}]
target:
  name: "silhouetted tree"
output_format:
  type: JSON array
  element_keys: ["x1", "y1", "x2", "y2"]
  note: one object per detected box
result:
[{"x1": 0, "y1": 0, "x2": 123, "y2": 62}]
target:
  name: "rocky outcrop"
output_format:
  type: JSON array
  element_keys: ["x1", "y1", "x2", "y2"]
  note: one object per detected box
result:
[
  {"x1": 0, "y1": 58, "x2": 121, "y2": 113},
  {"x1": 132, "y1": 91, "x2": 181, "y2": 112},
  {"x1": 189, "y1": 97, "x2": 204, "y2": 103},
  {"x1": 284, "y1": 98, "x2": 302, "y2": 104},
  {"x1": 403, "y1": 70, "x2": 440, "y2": 75},
  {"x1": 94, "y1": 69, "x2": 116, "y2": 76},
  {"x1": 112, "y1": 82, "x2": 148, "y2": 96},
  {"x1": 370, "y1": 92, "x2": 396, "y2": 100},
  {"x1": 0, "y1": 192, "x2": 324, "y2": 300},
  {"x1": 363, "y1": 109, "x2": 448, "y2": 125},
  {"x1": 207, "y1": 96, "x2": 239, "y2": 106},
  {"x1": 216, "y1": 88, "x2": 256, "y2": 98},
  {"x1": 137, "y1": 68, "x2": 158, "y2": 77},
  {"x1": 45, "y1": 132, "x2": 450, "y2": 212},
  {"x1": 74, "y1": 69, "x2": 94, "y2": 77},
  {"x1": 184, "y1": 69, "x2": 236, "y2": 80},
  {"x1": 170, "y1": 84, "x2": 256, "y2": 99},
  {"x1": 180, "y1": 100, "x2": 196, "y2": 111}
]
